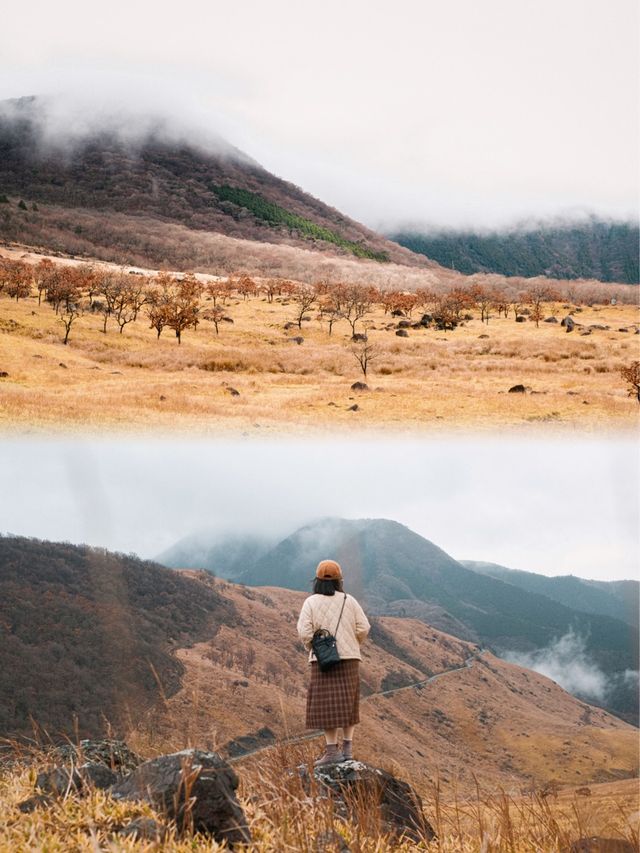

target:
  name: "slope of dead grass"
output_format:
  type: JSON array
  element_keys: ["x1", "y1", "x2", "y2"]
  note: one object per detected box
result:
[{"x1": 0, "y1": 254, "x2": 638, "y2": 435}]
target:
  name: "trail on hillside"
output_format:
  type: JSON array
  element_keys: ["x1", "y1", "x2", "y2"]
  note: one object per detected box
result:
[{"x1": 229, "y1": 651, "x2": 484, "y2": 764}]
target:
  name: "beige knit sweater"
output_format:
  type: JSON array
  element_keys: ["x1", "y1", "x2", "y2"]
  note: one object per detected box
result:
[{"x1": 297, "y1": 592, "x2": 371, "y2": 662}]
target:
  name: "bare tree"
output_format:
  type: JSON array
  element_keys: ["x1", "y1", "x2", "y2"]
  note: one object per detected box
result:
[
  {"x1": 525, "y1": 283, "x2": 560, "y2": 328},
  {"x1": 59, "y1": 301, "x2": 83, "y2": 345},
  {"x1": 292, "y1": 285, "x2": 316, "y2": 329},
  {"x1": 343, "y1": 284, "x2": 373, "y2": 338},
  {"x1": 351, "y1": 342, "x2": 378, "y2": 378},
  {"x1": 203, "y1": 306, "x2": 226, "y2": 334}
]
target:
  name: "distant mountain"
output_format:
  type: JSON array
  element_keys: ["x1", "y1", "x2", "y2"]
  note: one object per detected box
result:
[
  {"x1": 392, "y1": 219, "x2": 640, "y2": 284},
  {"x1": 159, "y1": 518, "x2": 638, "y2": 723},
  {"x1": 462, "y1": 561, "x2": 639, "y2": 630},
  {"x1": 159, "y1": 531, "x2": 275, "y2": 581},
  {"x1": 0, "y1": 96, "x2": 428, "y2": 269}
]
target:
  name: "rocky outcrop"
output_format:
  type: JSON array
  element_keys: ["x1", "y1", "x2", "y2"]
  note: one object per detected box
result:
[
  {"x1": 302, "y1": 759, "x2": 435, "y2": 843},
  {"x1": 110, "y1": 749, "x2": 250, "y2": 846}
]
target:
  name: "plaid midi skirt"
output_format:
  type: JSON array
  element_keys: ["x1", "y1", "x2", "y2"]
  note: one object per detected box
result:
[{"x1": 306, "y1": 659, "x2": 360, "y2": 729}]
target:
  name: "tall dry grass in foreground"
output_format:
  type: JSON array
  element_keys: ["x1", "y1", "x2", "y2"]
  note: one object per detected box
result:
[{"x1": 1, "y1": 738, "x2": 637, "y2": 852}]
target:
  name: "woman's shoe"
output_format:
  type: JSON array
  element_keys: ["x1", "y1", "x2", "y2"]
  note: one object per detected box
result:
[
  {"x1": 341, "y1": 739, "x2": 353, "y2": 761},
  {"x1": 314, "y1": 744, "x2": 343, "y2": 766}
]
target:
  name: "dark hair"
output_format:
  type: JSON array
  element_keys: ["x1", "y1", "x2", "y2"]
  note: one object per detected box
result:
[{"x1": 313, "y1": 577, "x2": 344, "y2": 596}]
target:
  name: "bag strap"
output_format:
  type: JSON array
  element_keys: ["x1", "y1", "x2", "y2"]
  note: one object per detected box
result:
[{"x1": 333, "y1": 593, "x2": 347, "y2": 635}]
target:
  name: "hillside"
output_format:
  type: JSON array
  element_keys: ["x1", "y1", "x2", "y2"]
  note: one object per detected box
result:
[
  {"x1": 462, "y1": 560, "x2": 639, "y2": 630},
  {"x1": 393, "y1": 219, "x2": 640, "y2": 284},
  {"x1": 1, "y1": 535, "x2": 637, "y2": 794},
  {"x1": 137, "y1": 576, "x2": 638, "y2": 793},
  {"x1": 0, "y1": 96, "x2": 427, "y2": 270},
  {"x1": 160, "y1": 518, "x2": 639, "y2": 724},
  {"x1": 0, "y1": 535, "x2": 234, "y2": 738}
]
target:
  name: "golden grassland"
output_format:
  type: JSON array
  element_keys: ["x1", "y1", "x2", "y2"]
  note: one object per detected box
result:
[
  {"x1": 0, "y1": 743, "x2": 637, "y2": 852},
  {"x1": 0, "y1": 260, "x2": 638, "y2": 435}
]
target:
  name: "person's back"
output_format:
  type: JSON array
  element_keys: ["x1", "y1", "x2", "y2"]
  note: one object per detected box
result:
[{"x1": 296, "y1": 559, "x2": 370, "y2": 766}]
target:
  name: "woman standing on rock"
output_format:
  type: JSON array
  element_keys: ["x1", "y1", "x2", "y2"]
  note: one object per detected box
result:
[{"x1": 297, "y1": 559, "x2": 371, "y2": 766}]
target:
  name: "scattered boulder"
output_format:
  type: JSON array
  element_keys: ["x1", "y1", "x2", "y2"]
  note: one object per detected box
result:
[
  {"x1": 223, "y1": 727, "x2": 276, "y2": 758},
  {"x1": 351, "y1": 382, "x2": 369, "y2": 392},
  {"x1": 288, "y1": 336, "x2": 304, "y2": 345},
  {"x1": 348, "y1": 404, "x2": 360, "y2": 412},
  {"x1": 52, "y1": 739, "x2": 142, "y2": 773},
  {"x1": 391, "y1": 309, "x2": 405, "y2": 317},
  {"x1": 116, "y1": 817, "x2": 167, "y2": 842},
  {"x1": 18, "y1": 794, "x2": 53, "y2": 813},
  {"x1": 618, "y1": 327, "x2": 629, "y2": 333},
  {"x1": 508, "y1": 384, "x2": 526, "y2": 394},
  {"x1": 226, "y1": 387, "x2": 240, "y2": 397},
  {"x1": 306, "y1": 760, "x2": 434, "y2": 843},
  {"x1": 544, "y1": 316, "x2": 559, "y2": 323},
  {"x1": 110, "y1": 749, "x2": 250, "y2": 846},
  {"x1": 515, "y1": 315, "x2": 526, "y2": 323},
  {"x1": 478, "y1": 334, "x2": 489, "y2": 339},
  {"x1": 395, "y1": 329, "x2": 409, "y2": 337},
  {"x1": 222, "y1": 316, "x2": 234, "y2": 323},
  {"x1": 561, "y1": 316, "x2": 575, "y2": 332},
  {"x1": 580, "y1": 329, "x2": 592, "y2": 336},
  {"x1": 589, "y1": 324, "x2": 609, "y2": 331},
  {"x1": 351, "y1": 333, "x2": 368, "y2": 342},
  {"x1": 59, "y1": 362, "x2": 68, "y2": 368},
  {"x1": 419, "y1": 313, "x2": 432, "y2": 326},
  {"x1": 36, "y1": 762, "x2": 118, "y2": 796},
  {"x1": 0, "y1": 371, "x2": 8, "y2": 378},
  {"x1": 563, "y1": 838, "x2": 637, "y2": 853},
  {"x1": 397, "y1": 319, "x2": 411, "y2": 328}
]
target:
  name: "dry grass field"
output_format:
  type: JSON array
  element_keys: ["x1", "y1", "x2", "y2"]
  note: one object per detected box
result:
[
  {"x1": 0, "y1": 249, "x2": 638, "y2": 435},
  {"x1": 0, "y1": 748, "x2": 637, "y2": 851}
]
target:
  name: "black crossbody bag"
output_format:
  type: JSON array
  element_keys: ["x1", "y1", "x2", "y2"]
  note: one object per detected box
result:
[{"x1": 311, "y1": 593, "x2": 348, "y2": 672}]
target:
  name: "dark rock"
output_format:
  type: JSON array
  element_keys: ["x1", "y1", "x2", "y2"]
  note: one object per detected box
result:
[
  {"x1": 18, "y1": 794, "x2": 53, "y2": 813},
  {"x1": 391, "y1": 309, "x2": 405, "y2": 317},
  {"x1": 223, "y1": 727, "x2": 276, "y2": 758},
  {"x1": 36, "y1": 767, "x2": 82, "y2": 796},
  {"x1": 53, "y1": 739, "x2": 142, "y2": 772},
  {"x1": 420, "y1": 313, "x2": 432, "y2": 324},
  {"x1": 351, "y1": 333, "x2": 368, "y2": 342},
  {"x1": 508, "y1": 384, "x2": 526, "y2": 393},
  {"x1": 618, "y1": 327, "x2": 629, "y2": 333},
  {"x1": 463, "y1": 313, "x2": 474, "y2": 321},
  {"x1": 110, "y1": 749, "x2": 250, "y2": 846},
  {"x1": 563, "y1": 838, "x2": 637, "y2": 853},
  {"x1": 397, "y1": 319, "x2": 411, "y2": 328},
  {"x1": 222, "y1": 316, "x2": 234, "y2": 323},
  {"x1": 350, "y1": 382, "x2": 369, "y2": 392},
  {"x1": 159, "y1": 394, "x2": 166, "y2": 401},
  {"x1": 561, "y1": 316, "x2": 575, "y2": 332},
  {"x1": 226, "y1": 387, "x2": 240, "y2": 396},
  {"x1": 395, "y1": 329, "x2": 409, "y2": 337},
  {"x1": 515, "y1": 315, "x2": 526, "y2": 323},
  {"x1": 59, "y1": 362, "x2": 68, "y2": 368},
  {"x1": 544, "y1": 316, "x2": 559, "y2": 323},
  {"x1": 308, "y1": 760, "x2": 435, "y2": 843},
  {"x1": 36, "y1": 762, "x2": 118, "y2": 796},
  {"x1": 589, "y1": 324, "x2": 609, "y2": 331},
  {"x1": 580, "y1": 329, "x2": 592, "y2": 336},
  {"x1": 0, "y1": 371, "x2": 8, "y2": 378},
  {"x1": 478, "y1": 334, "x2": 489, "y2": 339},
  {"x1": 283, "y1": 322, "x2": 296, "y2": 330},
  {"x1": 116, "y1": 817, "x2": 167, "y2": 841},
  {"x1": 289, "y1": 336, "x2": 304, "y2": 345},
  {"x1": 348, "y1": 404, "x2": 359, "y2": 411}
]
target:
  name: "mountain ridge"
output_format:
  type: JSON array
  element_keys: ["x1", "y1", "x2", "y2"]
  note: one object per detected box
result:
[{"x1": 0, "y1": 95, "x2": 429, "y2": 269}]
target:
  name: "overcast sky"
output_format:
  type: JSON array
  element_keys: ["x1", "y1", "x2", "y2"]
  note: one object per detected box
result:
[
  {"x1": 1, "y1": 0, "x2": 638, "y2": 229},
  {"x1": 1, "y1": 436, "x2": 637, "y2": 581}
]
